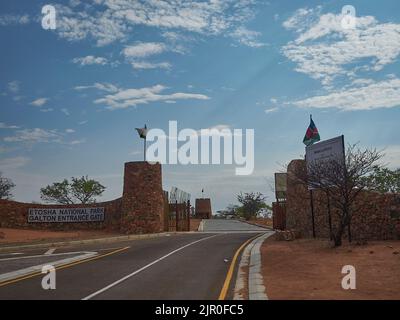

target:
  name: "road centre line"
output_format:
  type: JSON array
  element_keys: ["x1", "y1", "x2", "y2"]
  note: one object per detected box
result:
[
  {"x1": 0, "y1": 246, "x2": 129, "y2": 287},
  {"x1": 82, "y1": 234, "x2": 220, "y2": 300}
]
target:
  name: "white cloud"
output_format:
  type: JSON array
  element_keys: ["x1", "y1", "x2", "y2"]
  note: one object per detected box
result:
[
  {"x1": 3, "y1": 128, "x2": 62, "y2": 144},
  {"x1": 8, "y1": 81, "x2": 20, "y2": 93},
  {"x1": 282, "y1": 9, "x2": 400, "y2": 86},
  {"x1": 54, "y1": 1, "x2": 262, "y2": 47},
  {"x1": 61, "y1": 108, "x2": 70, "y2": 116},
  {"x1": 131, "y1": 61, "x2": 172, "y2": 70},
  {"x1": 69, "y1": 139, "x2": 86, "y2": 145},
  {"x1": 0, "y1": 122, "x2": 19, "y2": 129},
  {"x1": 65, "y1": 129, "x2": 75, "y2": 133},
  {"x1": 30, "y1": 98, "x2": 49, "y2": 107},
  {"x1": 122, "y1": 42, "x2": 166, "y2": 58},
  {"x1": 292, "y1": 79, "x2": 400, "y2": 111},
  {"x1": 72, "y1": 55, "x2": 108, "y2": 66},
  {"x1": 231, "y1": 26, "x2": 266, "y2": 48},
  {"x1": 0, "y1": 157, "x2": 30, "y2": 170},
  {"x1": 94, "y1": 84, "x2": 210, "y2": 110},
  {"x1": 265, "y1": 107, "x2": 278, "y2": 114},
  {"x1": 0, "y1": 14, "x2": 30, "y2": 26},
  {"x1": 39, "y1": 108, "x2": 54, "y2": 113},
  {"x1": 74, "y1": 82, "x2": 119, "y2": 93}
]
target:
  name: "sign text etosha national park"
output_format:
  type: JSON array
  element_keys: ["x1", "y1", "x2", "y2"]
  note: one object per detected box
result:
[{"x1": 28, "y1": 208, "x2": 105, "y2": 223}]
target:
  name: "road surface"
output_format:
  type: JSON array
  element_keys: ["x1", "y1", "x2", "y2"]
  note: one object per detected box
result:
[{"x1": 0, "y1": 220, "x2": 270, "y2": 300}]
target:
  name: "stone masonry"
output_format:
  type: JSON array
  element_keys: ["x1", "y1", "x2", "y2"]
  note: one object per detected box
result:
[
  {"x1": 285, "y1": 159, "x2": 400, "y2": 241},
  {"x1": 120, "y1": 162, "x2": 164, "y2": 234}
]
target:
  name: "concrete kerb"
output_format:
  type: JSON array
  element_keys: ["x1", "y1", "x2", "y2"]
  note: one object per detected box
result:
[
  {"x1": 0, "y1": 232, "x2": 181, "y2": 253},
  {"x1": 234, "y1": 231, "x2": 274, "y2": 300}
]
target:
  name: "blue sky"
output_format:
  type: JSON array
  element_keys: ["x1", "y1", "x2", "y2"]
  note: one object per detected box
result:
[{"x1": 1, "y1": 0, "x2": 400, "y2": 211}]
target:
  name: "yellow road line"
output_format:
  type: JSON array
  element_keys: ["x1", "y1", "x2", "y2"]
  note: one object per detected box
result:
[
  {"x1": 0, "y1": 246, "x2": 129, "y2": 288},
  {"x1": 218, "y1": 234, "x2": 261, "y2": 300}
]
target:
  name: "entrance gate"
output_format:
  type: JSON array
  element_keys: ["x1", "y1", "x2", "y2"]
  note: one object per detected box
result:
[{"x1": 163, "y1": 188, "x2": 191, "y2": 232}]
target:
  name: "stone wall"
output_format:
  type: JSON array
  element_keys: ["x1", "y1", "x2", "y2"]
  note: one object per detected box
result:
[
  {"x1": 286, "y1": 159, "x2": 400, "y2": 240},
  {"x1": 0, "y1": 198, "x2": 122, "y2": 231},
  {"x1": 0, "y1": 161, "x2": 165, "y2": 234}
]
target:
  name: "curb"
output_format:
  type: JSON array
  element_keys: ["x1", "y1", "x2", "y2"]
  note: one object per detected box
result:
[
  {"x1": 242, "y1": 220, "x2": 273, "y2": 230},
  {"x1": 0, "y1": 232, "x2": 176, "y2": 253},
  {"x1": 234, "y1": 231, "x2": 274, "y2": 300}
]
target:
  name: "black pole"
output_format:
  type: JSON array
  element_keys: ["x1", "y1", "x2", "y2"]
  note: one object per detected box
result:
[
  {"x1": 310, "y1": 189, "x2": 316, "y2": 238},
  {"x1": 144, "y1": 137, "x2": 147, "y2": 161},
  {"x1": 327, "y1": 192, "x2": 333, "y2": 240}
]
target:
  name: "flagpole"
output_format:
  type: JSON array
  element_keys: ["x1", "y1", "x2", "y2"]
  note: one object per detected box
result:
[{"x1": 144, "y1": 137, "x2": 146, "y2": 162}]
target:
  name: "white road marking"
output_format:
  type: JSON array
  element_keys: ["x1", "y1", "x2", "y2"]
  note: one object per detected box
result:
[
  {"x1": 82, "y1": 234, "x2": 220, "y2": 300},
  {"x1": 0, "y1": 251, "x2": 96, "y2": 262},
  {"x1": 0, "y1": 253, "x2": 23, "y2": 257},
  {"x1": 44, "y1": 248, "x2": 56, "y2": 255},
  {"x1": 0, "y1": 252, "x2": 98, "y2": 283}
]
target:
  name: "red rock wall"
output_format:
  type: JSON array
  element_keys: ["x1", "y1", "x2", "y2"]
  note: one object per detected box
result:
[
  {"x1": 195, "y1": 199, "x2": 212, "y2": 219},
  {"x1": 0, "y1": 161, "x2": 165, "y2": 234},
  {"x1": 120, "y1": 162, "x2": 164, "y2": 234},
  {"x1": 286, "y1": 159, "x2": 400, "y2": 240}
]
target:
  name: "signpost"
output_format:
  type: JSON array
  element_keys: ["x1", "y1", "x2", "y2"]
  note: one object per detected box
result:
[{"x1": 305, "y1": 135, "x2": 346, "y2": 239}]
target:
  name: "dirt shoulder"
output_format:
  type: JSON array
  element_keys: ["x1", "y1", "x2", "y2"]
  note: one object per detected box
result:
[
  {"x1": 0, "y1": 228, "x2": 119, "y2": 246},
  {"x1": 261, "y1": 236, "x2": 400, "y2": 300}
]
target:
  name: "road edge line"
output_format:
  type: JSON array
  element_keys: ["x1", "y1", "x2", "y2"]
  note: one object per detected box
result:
[{"x1": 218, "y1": 233, "x2": 263, "y2": 300}]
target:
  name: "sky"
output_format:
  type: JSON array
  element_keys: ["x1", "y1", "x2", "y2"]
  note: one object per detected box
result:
[{"x1": 1, "y1": 0, "x2": 400, "y2": 212}]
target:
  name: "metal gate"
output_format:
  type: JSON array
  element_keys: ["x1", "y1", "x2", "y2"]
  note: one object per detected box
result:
[
  {"x1": 273, "y1": 201, "x2": 286, "y2": 230},
  {"x1": 163, "y1": 188, "x2": 191, "y2": 232}
]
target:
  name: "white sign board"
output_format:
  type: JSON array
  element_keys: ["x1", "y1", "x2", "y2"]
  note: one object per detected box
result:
[
  {"x1": 28, "y1": 207, "x2": 105, "y2": 223},
  {"x1": 305, "y1": 136, "x2": 345, "y2": 190},
  {"x1": 306, "y1": 135, "x2": 345, "y2": 166}
]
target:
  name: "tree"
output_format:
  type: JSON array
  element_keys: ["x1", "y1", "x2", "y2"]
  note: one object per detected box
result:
[
  {"x1": 217, "y1": 204, "x2": 242, "y2": 219},
  {"x1": 237, "y1": 192, "x2": 267, "y2": 220},
  {"x1": 40, "y1": 176, "x2": 105, "y2": 204},
  {"x1": 292, "y1": 144, "x2": 383, "y2": 247},
  {"x1": 0, "y1": 172, "x2": 15, "y2": 200},
  {"x1": 362, "y1": 166, "x2": 400, "y2": 193}
]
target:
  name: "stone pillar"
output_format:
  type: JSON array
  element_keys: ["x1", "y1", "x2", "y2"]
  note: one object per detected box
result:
[
  {"x1": 120, "y1": 161, "x2": 164, "y2": 234},
  {"x1": 195, "y1": 198, "x2": 212, "y2": 219}
]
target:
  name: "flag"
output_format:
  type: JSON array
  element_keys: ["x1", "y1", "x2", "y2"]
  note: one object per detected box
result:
[
  {"x1": 303, "y1": 116, "x2": 320, "y2": 146},
  {"x1": 135, "y1": 124, "x2": 147, "y2": 139}
]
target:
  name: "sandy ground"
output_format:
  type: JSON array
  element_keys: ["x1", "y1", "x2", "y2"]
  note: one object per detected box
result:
[
  {"x1": 0, "y1": 219, "x2": 203, "y2": 246},
  {"x1": 0, "y1": 228, "x2": 118, "y2": 245},
  {"x1": 247, "y1": 218, "x2": 273, "y2": 228},
  {"x1": 261, "y1": 236, "x2": 400, "y2": 300},
  {"x1": 190, "y1": 218, "x2": 202, "y2": 231}
]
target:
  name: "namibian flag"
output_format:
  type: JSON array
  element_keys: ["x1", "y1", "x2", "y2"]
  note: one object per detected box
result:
[{"x1": 303, "y1": 115, "x2": 320, "y2": 146}]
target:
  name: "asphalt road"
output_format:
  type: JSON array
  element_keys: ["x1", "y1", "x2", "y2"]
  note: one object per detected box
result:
[{"x1": 0, "y1": 221, "x2": 267, "y2": 300}]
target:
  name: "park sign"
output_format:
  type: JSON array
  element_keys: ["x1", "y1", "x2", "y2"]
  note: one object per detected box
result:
[
  {"x1": 274, "y1": 173, "x2": 287, "y2": 201},
  {"x1": 28, "y1": 207, "x2": 105, "y2": 223},
  {"x1": 305, "y1": 135, "x2": 345, "y2": 189}
]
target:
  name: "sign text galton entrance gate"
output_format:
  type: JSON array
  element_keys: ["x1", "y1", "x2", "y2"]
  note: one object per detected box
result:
[{"x1": 28, "y1": 207, "x2": 105, "y2": 223}]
